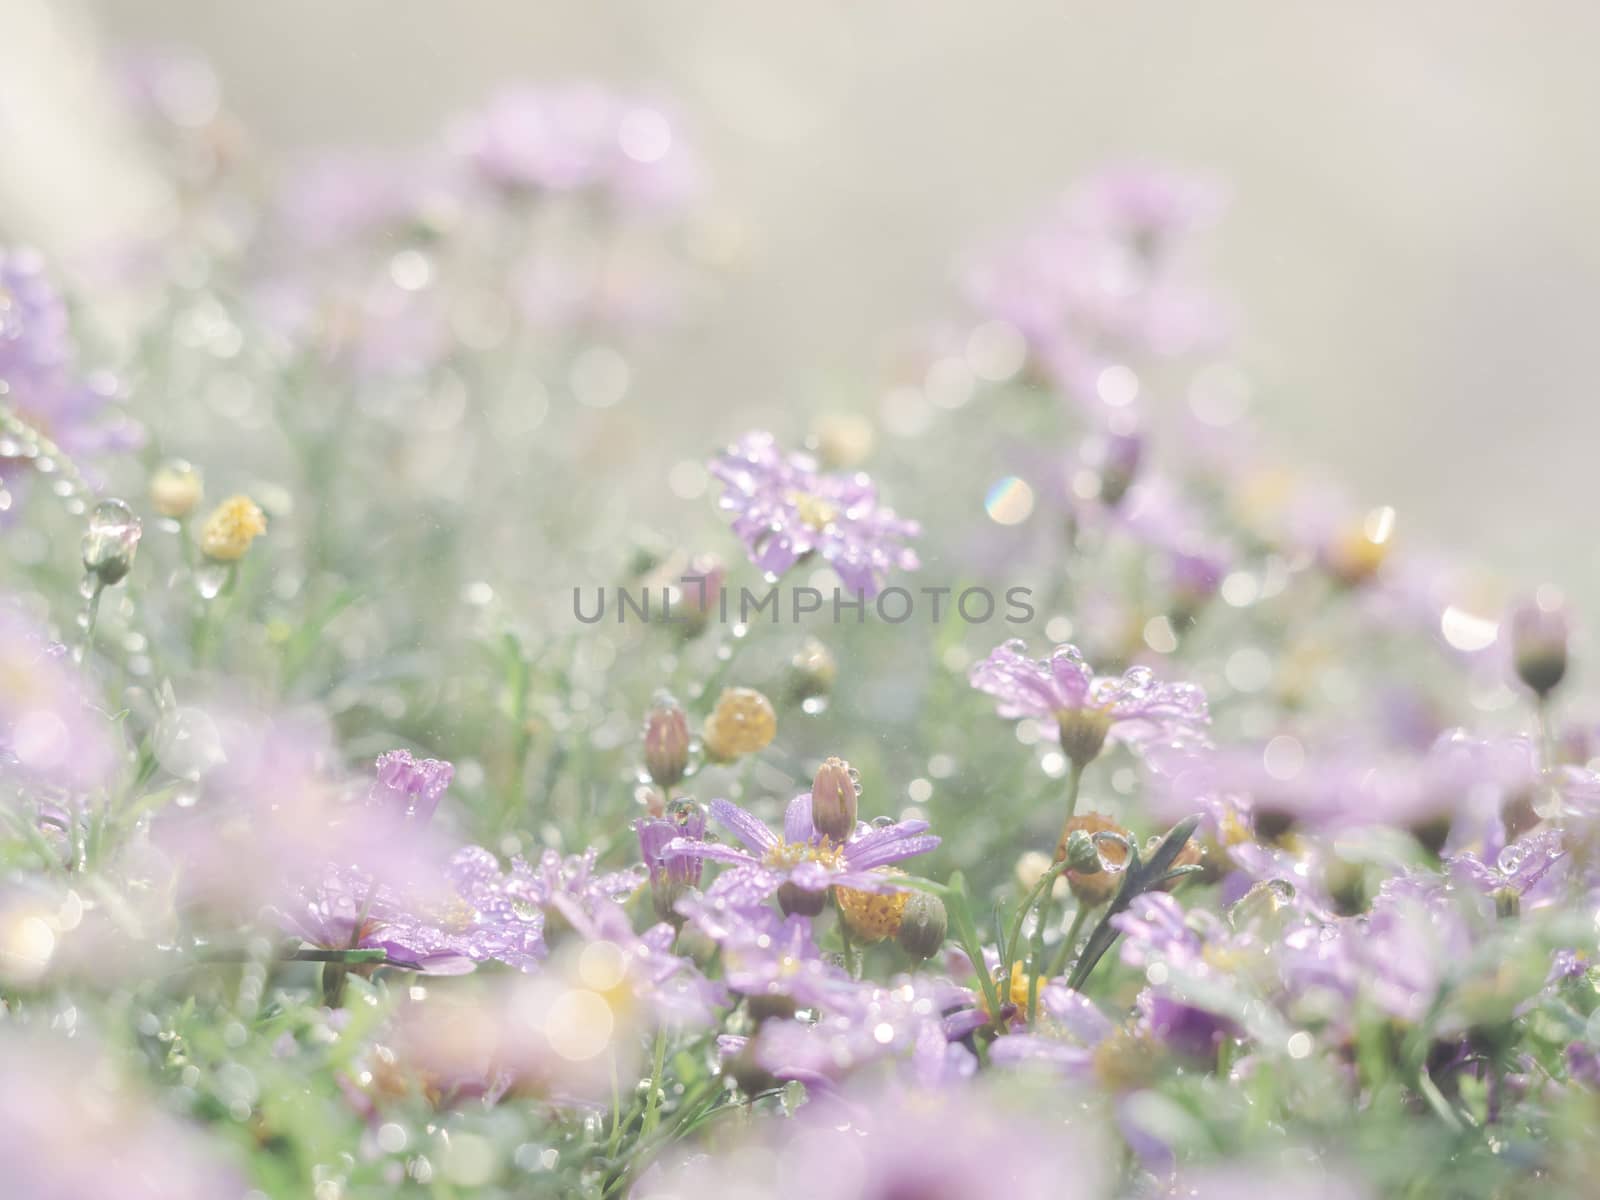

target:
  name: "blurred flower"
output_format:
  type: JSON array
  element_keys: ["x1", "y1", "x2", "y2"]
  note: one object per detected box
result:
[
  {"x1": 198, "y1": 494, "x2": 267, "y2": 561},
  {"x1": 640, "y1": 1080, "x2": 1105, "y2": 1199},
  {"x1": 708, "y1": 431, "x2": 920, "y2": 597},
  {"x1": 0, "y1": 601, "x2": 117, "y2": 793},
  {"x1": 449, "y1": 84, "x2": 698, "y2": 213},
  {"x1": 0, "y1": 1032, "x2": 247, "y2": 1199},
  {"x1": 969, "y1": 639, "x2": 1208, "y2": 767},
  {"x1": 149, "y1": 459, "x2": 203, "y2": 518},
  {"x1": 0, "y1": 248, "x2": 139, "y2": 479},
  {"x1": 1510, "y1": 590, "x2": 1570, "y2": 699},
  {"x1": 701, "y1": 686, "x2": 776, "y2": 762}
]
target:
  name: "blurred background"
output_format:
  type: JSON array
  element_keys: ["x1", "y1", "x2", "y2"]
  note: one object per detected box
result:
[{"x1": 6, "y1": 0, "x2": 1599, "y2": 607}]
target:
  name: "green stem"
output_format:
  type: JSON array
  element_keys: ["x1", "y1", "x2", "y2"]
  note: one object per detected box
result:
[
  {"x1": 641, "y1": 1028, "x2": 669, "y2": 1135},
  {"x1": 1063, "y1": 758, "x2": 1086, "y2": 824},
  {"x1": 1047, "y1": 902, "x2": 1095, "y2": 981}
]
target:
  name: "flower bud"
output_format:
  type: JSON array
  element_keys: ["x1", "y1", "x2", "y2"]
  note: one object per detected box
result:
[
  {"x1": 1322, "y1": 505, "x2": 1395, "y2": 587},
  {"x1": 810, "y1": 756, "x2": 858, "y2": 842},
  {"x1": 776, "y1": 881, "x2": 826, "y2": 917},
  {"x1": 81, "y1": 499, "x2": 142, "y2": 587},
  {"x1": 1061, "y1": 828, "x2": 1101, "y2": 874},
  {"x1": 149, "y1": 459, "x2": 202, "y2": 519},
  {"x1": 1167, "y1": 546, "x2": 1226, "y2": 625},
  {"x1": 672, "y1": 554, "x2": 724, "y2": 635},
  {"x1": 1056, "y1": 708, "x2": 1112, "y2": 769},
  {"x1": 836, "y1": 873, "x2": 907, "y2": 943},
  {"x1": 786, "y1": 637, "x2": 837, "y2": 706},
  {"x1": 810, "y1": 413, "x2": 875, "y2": 469},
  {"x1": 1087, "y1": 428, "x2": 1144, "y2": 507},
  {"x1": 1510, "y1": 590, "x2": 1569, "y2": 699},
  {"x1": 702, "y1": 687, "x2": 776, "y2": 762},
  {"x1": 199, "y1": 494, "x2": 267, "y2": 562},
  {"x1": 895, "y1": 890, "x2": 948, "y2": 960},
  {"x1": 1056, "y1": 812, "x2": 1131, "y2": 907},
  {"x1": 642, "y1": 696, "x2": 690, "y2": 789}
]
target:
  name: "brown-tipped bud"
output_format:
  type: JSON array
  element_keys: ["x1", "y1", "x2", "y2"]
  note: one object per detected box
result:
[
  {"x1": 1056, "y1": 812, "x2": 1131, "y2": 907},
  {"x1": 1511, "y1": 591, "x2": 1569, "y2": 699},
  {"x1": 895, "y1": 891, "x2": 948, "y2": 960},
  {"x1": 810, "y1": 756, "x2": 858, "y2": 842},
  {"x1": 81, "y1": 499, "x2": 142, "y2": 587},
  {"x1": 149, "y1": 460, "x2": 202, "y2": 519},
  {"x1": 1056, "y1": 708, "x2": 1112, "y2": 769},
  {"x1": 702, "y1": 687, "x2": 776, "y2": 762},
  {"x1": 642, "y1": 697, "x2": 690, "y2": 789}
]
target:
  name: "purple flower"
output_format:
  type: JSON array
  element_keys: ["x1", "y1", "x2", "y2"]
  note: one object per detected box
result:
[
  {"x1": 707, "y1": 431, "x2": 920, "y2": 597},
  {"x1": 448, "y1": 84, "x2": 698, "y2": 213},
  {"x1": 0, "y1": 248, "x2": 138, "y2": 477},
  {"x1": 547, "y1": 894, "x2": 723, "y2": 1027},
  {"x1": 368, "y1": 749, "x2": 454, "y2": 824},
  {"x1": 642, "y1": 1081, "x2": 1107, "y2": 1198},
  {"x1": 665, "y1": 794, "x2": 939, "y2": 915},
  {"x1": 1448, "y1": 828, "x2": 1568, "y2": 911},
  {"x1": 969, "y1": 639, "x2": 1208, "y2": 765},
  {"x1": 637, "y1": 800, "x2": 708, "y2": 922},
  {"x1": 747, "y1": 974, "x2": 979, "y2": 1087},
  {"x1": 510, "y1": 846, "x2": 647, "y2": 922},
  {"x1": 0, "y1": 602, "x2": 117, "y2": 794},
  {"x1": 283, "y1": 846, "x2": 546, "y2": 974}
]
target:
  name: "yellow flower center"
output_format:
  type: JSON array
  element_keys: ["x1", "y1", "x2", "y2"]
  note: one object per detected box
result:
[
  {"x1": 761, "y1": 838, "x2": 847, "y2": 872},
  {"x1": 836, "y1": 870, "x2": 909, "y2": 943},
  {"x1": 787, "y1": 490, "x2": 839, "y2": 531}
]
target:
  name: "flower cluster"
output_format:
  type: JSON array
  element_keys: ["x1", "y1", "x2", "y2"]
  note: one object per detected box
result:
[{"x1": 6, "y1": 39, "x2": 1600, "y2": 1200}]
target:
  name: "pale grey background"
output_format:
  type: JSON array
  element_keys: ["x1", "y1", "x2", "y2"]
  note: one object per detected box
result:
[{"x1": 9, "y1": 1, "x2": 1600, "y2": 608}]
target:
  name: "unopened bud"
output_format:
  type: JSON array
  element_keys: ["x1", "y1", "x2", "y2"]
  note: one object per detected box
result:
[
  {"x1": 673, "y1": 554, "x2": 724, "y2": 635},
  {"x1": 81, "y1": 499, "x2": 142, "y2": 587},
  {"x1": 787, "y1": 637, "x2": 838, "y2": 705},
  {"x1": 199, "y1": 494, "x2": 267, "y2": 562},
  {"x1": 895, "y1": 891, "x2": 948, "y2": 960},
  {"x1": 810, "y1": 413, "x2": 875, "y2": 469},
  {"x1": 810, "y1": 756, "x2": 858, "y2": 842},
  {"x1": 1056, "y1": 708, "x2": 1112, "y2": 769},
  {"x1": 1088, "y1": 428, "x2": 1144, "y2": 507},
  {"x1": 1511, "y1": 590, "x2": 1569, "y2": 699},
  {"x1": 1062, "y1": 829, "x2": 1101, "y2": 874},
  {"x1": 643, "y1": 697, "x2": 690, "y2": 788},
  {"x1": 1056, "y1": 812, "x2": 1131, "y2": 906},
  {"x1": 702, "y1": 687, "x2": 776, "y2": 762},
  {"x1": 149, "y1": 459, "x2": 202, "y2": 519}
]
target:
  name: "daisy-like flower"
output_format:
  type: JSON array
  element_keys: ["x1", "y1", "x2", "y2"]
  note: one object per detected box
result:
[
  {"x1": 707, "y1": 431, "x2": 920, "y2": 597},
  {"x1": 665, "y1": 793, "x2": 939, "y2": 917},
  {"x1": 969, "y1": 639, "x2": 1208, "y2": 767}
]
